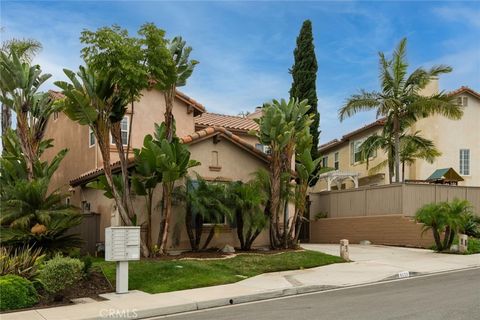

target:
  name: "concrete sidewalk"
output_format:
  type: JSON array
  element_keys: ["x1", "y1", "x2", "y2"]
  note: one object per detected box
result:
[{"x1": 3, "y1": 245, "x2": 479, "y2": 320}]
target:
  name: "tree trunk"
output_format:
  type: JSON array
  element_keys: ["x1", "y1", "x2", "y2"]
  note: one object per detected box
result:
[
  {"x1": 393, "y1": 113, "x2": 400, "y2": 183},
  {"x1": 16, "y1": 111, "x2": 36, "y2": 180},
  {"x1": 194, "y1": 214, "x2": 202, "y2": 251},
  {"x1": 447, "y1": 228, "x2": 456, "y2": 249},
  {"x1": 442, "y1": 226, "x2": 451, "y2": 250},
  {"x1": 402, "y1": 161, "x2": 405, "y2": 182},
  {"x1": 185, "y1": 204, "x2": 196, "y2": 251},
  {"x1": 236, "y1": 209, "x2": 245, "y2": 250},
  {"x1": 269, "y1": 153, "x2": 282, "y2": 249},
  {"x1": 432, "y1": 228, "x2": 443, "y2": 251},
  {"x1": 201, "y1": 226, "x2": 216, "y2": 250},
  {"x1": 1, "y1": 104, "x2": 12, "y2": 138},
  {"x1": 111, "y1": 123, "x2": 135, "y2": 221},
  {"x1": 159, "y1": 182, "x2": 173, "y2": 254},
  {"x1": 163, "y1": 86, "x2": 176, "y2": 142},
  {"x1": 145, "y1": 191, "x2": 153, "y2": 256}
]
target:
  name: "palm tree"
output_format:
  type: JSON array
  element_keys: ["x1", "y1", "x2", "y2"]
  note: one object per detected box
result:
[
  {"x1": 1, "y1": 38, "x2": 42, "y2": 137},
  {"x1": 0, "y1": 50, "x2": 56, "y2": 178},
  {"x1": 144, "y1": 124, "x2": 200, "y2": 254},
  {"x1": 228, "y1": 180, "x2": 268, "y2": 251},
  {"x1": 360, "y1": 124, "x2": 441, "y2": 182},
  {"x1": 55, "y1": 66, "x2": 134, "y2": 226},
  {"x1": 339, "y1": 38, "x2": 463, "y2": 182},
  {"x1": 400, "y1": 133, "x2": 441, "y2": 181},
  {"x1": 253, "y1": 98, "x2": 312, "y2": 249}
]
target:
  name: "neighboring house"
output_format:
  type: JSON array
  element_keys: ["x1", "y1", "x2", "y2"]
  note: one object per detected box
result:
[
  {"x1": 42, "y1": 88, "x2": 271, "y2": 251},
  {"x1": 312, "y1": 82, "x2": 480, "y2": 191}
]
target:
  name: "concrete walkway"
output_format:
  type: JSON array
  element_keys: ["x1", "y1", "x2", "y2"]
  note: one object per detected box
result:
[{"x1": 3, "y1": 245, "x2": 479, "y2": 320}]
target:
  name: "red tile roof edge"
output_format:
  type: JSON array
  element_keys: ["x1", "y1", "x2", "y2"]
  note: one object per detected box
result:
[{"x1": 70, "y1": 127, "x2": 269, "y2": 187}]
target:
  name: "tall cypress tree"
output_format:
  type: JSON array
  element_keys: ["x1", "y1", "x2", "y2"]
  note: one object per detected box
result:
[{"x1": 289, "y1": 20, "x2": 320, "y2": 162}]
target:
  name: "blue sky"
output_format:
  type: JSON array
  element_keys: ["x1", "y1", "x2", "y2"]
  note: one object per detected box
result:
[{"x1": 1, "y1": 1, "x2": 479, "y2": 143}]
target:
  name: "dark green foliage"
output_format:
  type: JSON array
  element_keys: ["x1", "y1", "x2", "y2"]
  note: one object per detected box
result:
[
  {"x1": 0, "y1": 275, "x2": 38, "y2": 311},
  {"x1": 175, "y1": 176, "x2": 231, "y2": 251},
  {"x1": 415, "y1": 199, "x2": 475, "y2": 251},
  {"x1": 228, "y1": 181, "x2": 269, "y2": 250},
  {"x1": 0, "y1": 246, "x2": 45, "y2": 280},
  {"x1": 38, "y1": 255, "x2": 84, "y2": 295},
  {"x1": 289, "y1": 20, "x2": 320, "y2": 168}
]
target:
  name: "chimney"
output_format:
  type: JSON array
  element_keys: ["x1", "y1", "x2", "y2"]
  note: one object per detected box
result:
[{"x1": 419, "y1": 77, "x2": 439, "y2": 97}]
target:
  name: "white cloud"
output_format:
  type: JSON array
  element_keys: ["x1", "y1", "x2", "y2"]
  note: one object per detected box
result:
[{"x1": 433, "y1": 5, "x2": 480, "y2": 28}]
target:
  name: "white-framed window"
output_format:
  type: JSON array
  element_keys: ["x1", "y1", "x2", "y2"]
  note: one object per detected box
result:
[
  {"x1": 89, "y1": 128, "x2": 96, "y2": 147},
  {"x1": 53, "y1": 111, "x2": 59, "y2": 120},
  {"x1": 457, "y1": 96, "x2": 468, "y2": 107},
  {"x1": 110, "y1": 116, "x2": 129, "y2": 146},
  {"x1": 350, "y1": 137, "x2": 376, "y2": 164},
  {"x1": 459, "y1": 149, "x2": 470, "y2": 175},
  {"x1": 334, "y1": 152, "x2": 339, "y2": 170},
  {"x1": 321, "y1": 155, "x2": 328, "y2": 168}
]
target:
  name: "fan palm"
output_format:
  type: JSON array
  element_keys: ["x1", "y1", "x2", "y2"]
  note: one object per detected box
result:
[{"x1": 339, "y1": 38, "x2": 462, "y2": 182}]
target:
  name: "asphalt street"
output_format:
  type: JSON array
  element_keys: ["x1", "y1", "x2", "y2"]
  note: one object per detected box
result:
[{"x1": 156, "y1": 268, "x2": 480, "y2": 320}]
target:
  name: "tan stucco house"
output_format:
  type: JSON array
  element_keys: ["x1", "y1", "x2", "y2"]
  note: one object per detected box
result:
[
  {"x1": 43, "y1": 88, "x2": 270, "y2": 251},
  {"x1": 312, "y1": 83, "x2": 480, "y2": 191}
]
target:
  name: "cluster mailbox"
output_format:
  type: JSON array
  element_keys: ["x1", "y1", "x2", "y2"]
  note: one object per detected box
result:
[
  {"x1": 105, "y1": 226, "x2": 140, "y2": 293},
  {"x1": 105, "y1": 226, "x2": 141, "y2": 261}
]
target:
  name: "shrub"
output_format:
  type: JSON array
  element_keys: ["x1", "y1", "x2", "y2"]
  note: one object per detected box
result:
[
  {"x1": 416, "y1": 199, "x2": 476, "y2": 252},
  {"x1": 0, "y1": 275, "x2": 38, "y2": 311},
  {"x1": 80, "y1": 255, "x2": 93, "y2": 278},
  {"x1": 0, "y1": 246, "x2": 45, "y2": 280},
  {"x1": 38, "y1": 255, "x2": 84, "y2": 295}
]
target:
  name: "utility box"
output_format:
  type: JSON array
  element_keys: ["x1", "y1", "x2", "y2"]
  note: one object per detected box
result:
[
  {"x1": 340, "y1": 239, "x2": 349, "y2": 261},
  {"x1": 459, "y1": 234, "x2": 468, "y2": 254},
  {"x1": 105, "y1": 226, "x2": 141, "y2": 261},
  {"x1": 105, "y1": 226, "x2": 141, "y2": 294}
]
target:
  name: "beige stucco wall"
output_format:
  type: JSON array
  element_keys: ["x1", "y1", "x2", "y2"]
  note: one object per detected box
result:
[
  {"x1": 76, "y1": 134, "x2": 271, "y2": 250},
  {"x1": 411, "y1": 92, "x2": 480, "y2": 186},
  {"x1": 43, "y1": 89, "x2": 197, "y2": 196},
  {"x1": 312, "y1": 126, "x2": 391, "y2": 192}
]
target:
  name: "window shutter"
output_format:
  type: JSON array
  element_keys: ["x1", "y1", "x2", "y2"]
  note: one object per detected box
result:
[{"x1": 350, "y1": 142, "x2": 354, "y2": 165}]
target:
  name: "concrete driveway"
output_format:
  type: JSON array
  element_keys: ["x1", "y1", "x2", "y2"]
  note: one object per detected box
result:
[{"x1": 302, "y1": 243, "x2": 480, "y2": 274}]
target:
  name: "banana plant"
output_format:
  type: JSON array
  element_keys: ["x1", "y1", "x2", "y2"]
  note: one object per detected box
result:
[{"x1": 0, "y1": 50, "x2": 56, "y2": 179}]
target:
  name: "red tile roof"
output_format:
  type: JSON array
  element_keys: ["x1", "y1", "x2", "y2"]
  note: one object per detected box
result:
[
  {"x1": 448, "y1": 86, "x2": 480, "y2": 100},
  {"x1": 181, "y1": 126, "x2": 269, "y2": 163},
  {"x1": 70, "y1": 127, "x2": 269, "y2": 187},
  {"x1": 318, "y1": 86, "x2": 480, "y2": 153},
  {"x1": 194, "y1": 113, "x2": 259, "y2": 133}
]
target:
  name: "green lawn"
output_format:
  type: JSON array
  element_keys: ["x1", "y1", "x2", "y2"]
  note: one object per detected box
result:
[{"x1": 93, "y1": 250, "x2": 343, "y2": 293}]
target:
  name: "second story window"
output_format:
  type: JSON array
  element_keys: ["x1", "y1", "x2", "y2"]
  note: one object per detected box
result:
[
  {"x1": 321, "y1": 155, "x2": 328, "y2": 168},
  {"x1": 350, "y1": 139, "x2": 364, "y2": 164},
  {"x1": 89, "y1": 128, "x2": 95, "y2": 147},
  {"x1": 459, "y1": 149, "x2": 470, "y2": 175},
  {"x1": 334, "y1": 152, "x2": 339, "y2": 170},
  {"x1": 457, "y1": 96, "x2": 468, "y2": 107},
  {"x1": 111, "y1": 116, "x2": 129, "y2": 146}
]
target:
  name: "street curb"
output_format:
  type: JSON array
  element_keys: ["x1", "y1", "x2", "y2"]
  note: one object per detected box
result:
[{"x1": 139, "y1": 266, "x2": 480, "y2": 319}]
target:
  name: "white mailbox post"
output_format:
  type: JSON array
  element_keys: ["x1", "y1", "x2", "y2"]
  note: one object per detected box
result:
[{"x1": 105, "y1": 226, "x2": 141, "y2": 294}]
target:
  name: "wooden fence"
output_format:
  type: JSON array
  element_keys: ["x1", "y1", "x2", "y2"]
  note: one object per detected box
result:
[
  {"x1": 310, "y1": 183, "x2": 480, "y2": 218},
  {"x1": 66, "y1": 213, "x2": 101, "y2": 254}
]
